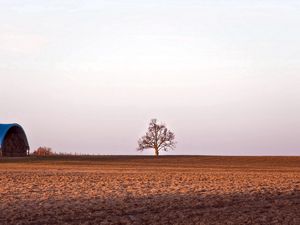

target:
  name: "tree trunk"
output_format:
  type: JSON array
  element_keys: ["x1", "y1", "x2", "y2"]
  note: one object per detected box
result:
[{"x1": 154, "y1": 148, "x2": 159, "y2": 157}]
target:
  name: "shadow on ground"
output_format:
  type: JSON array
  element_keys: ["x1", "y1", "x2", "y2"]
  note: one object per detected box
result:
[{"x1": 1, "y1": 190, "x2": 300, "y2": 225}]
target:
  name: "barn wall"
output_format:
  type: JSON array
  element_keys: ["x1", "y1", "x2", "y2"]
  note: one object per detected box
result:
[{"x1": 0, "y1": 124, "x2": 29, "y2": 157}]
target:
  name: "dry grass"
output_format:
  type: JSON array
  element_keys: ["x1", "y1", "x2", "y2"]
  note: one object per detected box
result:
[{"x1": 0, "y1": 156, "x2": 300, "y2": 225}]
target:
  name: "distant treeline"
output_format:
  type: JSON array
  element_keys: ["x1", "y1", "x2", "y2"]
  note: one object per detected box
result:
[{"x1": 31, "y1": 147, "x2": 85, "y2": 156}]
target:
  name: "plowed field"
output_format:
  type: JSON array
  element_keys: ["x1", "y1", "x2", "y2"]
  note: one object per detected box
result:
[{"x1": 0, "y1": 156, "x2": 300, "y2": 225}]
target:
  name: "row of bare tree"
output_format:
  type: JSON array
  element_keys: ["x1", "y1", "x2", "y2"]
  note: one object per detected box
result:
[{"x1": 32, "y1": 119, "x2": 175, "y2": 157}]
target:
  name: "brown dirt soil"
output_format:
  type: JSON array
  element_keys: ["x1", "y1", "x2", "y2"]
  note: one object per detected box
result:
[{"x1": 0, "y1": 156, "x2": 300, "y2": 225}]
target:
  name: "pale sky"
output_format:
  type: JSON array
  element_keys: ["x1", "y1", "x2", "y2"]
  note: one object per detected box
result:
[{"x1": 0, "y1": 0, "x2": 299, "y2": 155}]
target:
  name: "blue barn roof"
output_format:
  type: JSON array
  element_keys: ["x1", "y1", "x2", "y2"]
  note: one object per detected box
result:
[{"x1": 0, "y1": 124, "x2": 29, "y2": 149}]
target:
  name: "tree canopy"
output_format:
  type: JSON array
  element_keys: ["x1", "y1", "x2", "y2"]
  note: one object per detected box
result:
[{"x1": 137, "y1": 119, "x2": 176, "y2": 156}]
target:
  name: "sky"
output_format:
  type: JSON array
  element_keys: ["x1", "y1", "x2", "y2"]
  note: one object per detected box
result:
[{"x1": 0, "y1": 0, "x2": 299, "y2": 155}]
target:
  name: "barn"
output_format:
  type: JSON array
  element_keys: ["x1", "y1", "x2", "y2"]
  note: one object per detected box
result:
[{"x1": 0, "y1": 124, "x2": 30, "y2": 157}]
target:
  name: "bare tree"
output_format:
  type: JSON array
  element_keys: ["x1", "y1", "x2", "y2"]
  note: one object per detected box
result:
[
  {"x1": 137, "y1": 119, "x2": 176, "y2": 156},
  {"x1": 33, "y1": 146, "x2": 54, "y2": 156}
]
